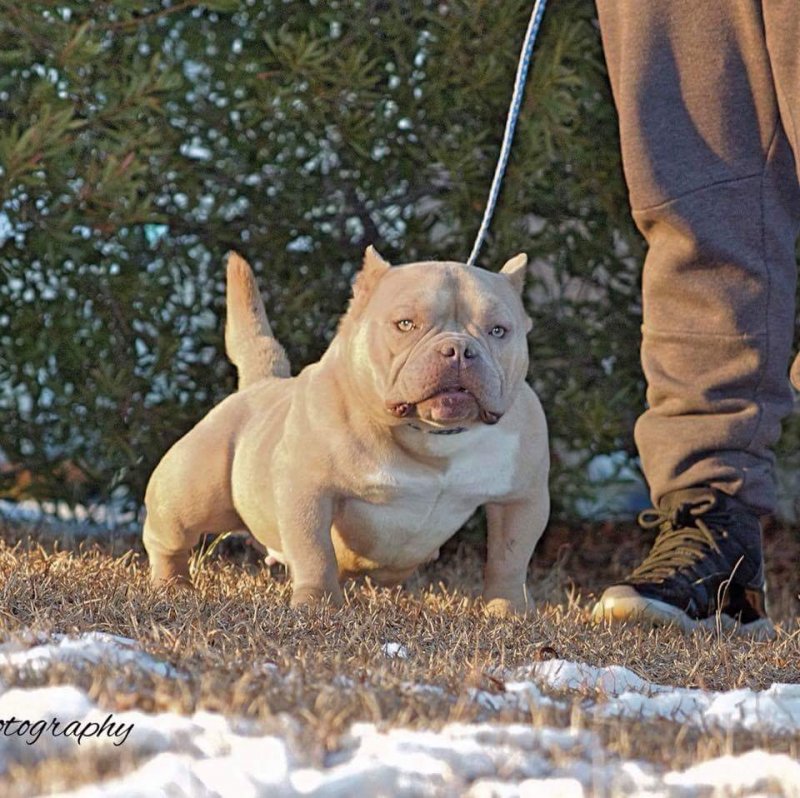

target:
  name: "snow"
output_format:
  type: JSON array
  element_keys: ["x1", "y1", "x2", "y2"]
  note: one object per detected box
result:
[
  {"x1": 500, "y1": 659, "x2": 800, "y2": 735},
  {"x1": 381, "y1": 641, "x2": 410, "y2": 659},
  {"x1": 0, "y1": 635, "x2": 798, "y2": 796},
  {"x1": 663, "y1": 750, "x2": 800, "y2": 793},
  {"x1": 0, "y1": 632, "x2": 179, "y2": 679},
  {"x1": 0, "y1": 498, "x2": 139, "y2": 537}
]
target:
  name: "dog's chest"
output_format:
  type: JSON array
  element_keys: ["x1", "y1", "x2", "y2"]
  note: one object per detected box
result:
[{"x1": 337, "y1": 427, "x2": 519, "y2": 563}]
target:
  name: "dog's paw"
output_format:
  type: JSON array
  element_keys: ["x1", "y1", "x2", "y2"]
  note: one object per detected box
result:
[
  {"x1": 290, "y1": 586, "x2": 344, "y2": 610},
  {"x1": 150, "y1": 573, "x2": 195, "y2": 591},
  {"x1": 483, "y1": 597, "x2": 530, "y2": 619},
  {"x1": 148, "y1": 552, "x2": 192, "y2": 588}
]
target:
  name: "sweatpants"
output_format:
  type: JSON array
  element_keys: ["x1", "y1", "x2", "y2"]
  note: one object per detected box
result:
[{"x1": 595, "y1": 0, "x2": 800, "y2": 515}]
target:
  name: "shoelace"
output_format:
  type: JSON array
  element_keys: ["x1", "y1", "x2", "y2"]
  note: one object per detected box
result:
[{"x1": 628, "y1": 503, "x2": 729, "y2": 584}]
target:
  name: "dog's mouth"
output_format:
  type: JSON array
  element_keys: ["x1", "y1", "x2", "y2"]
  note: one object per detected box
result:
[
  {"x1": 386, "y1": 387, "x2": 501, "y2": 425},
  {"x1": 425, "y1": 386, "x2": 473, "y2": 400}
]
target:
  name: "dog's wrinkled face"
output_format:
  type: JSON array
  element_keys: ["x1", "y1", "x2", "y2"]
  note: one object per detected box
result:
[{"x1": 342, "y1": 248, "x2": 532, "y2": 428}]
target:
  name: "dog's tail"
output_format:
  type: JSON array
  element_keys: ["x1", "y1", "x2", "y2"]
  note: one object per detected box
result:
[{"x1": 225, "y1": 252, "x2": 290, "y2": 388}]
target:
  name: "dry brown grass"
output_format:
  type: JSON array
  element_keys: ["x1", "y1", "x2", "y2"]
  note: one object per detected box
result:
[{"x1": 0, "y1": 516, "x2": 798, "y2": 795}]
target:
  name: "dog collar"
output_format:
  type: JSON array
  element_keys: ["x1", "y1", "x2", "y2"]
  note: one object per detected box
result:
[{"x1": 407, "y1": 424, "x2": 467, "y2": 435}]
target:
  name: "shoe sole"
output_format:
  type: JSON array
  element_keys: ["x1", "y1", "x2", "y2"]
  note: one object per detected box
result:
[{"x1": 591, "y1": 589, "x2": 776, "y2": 640}]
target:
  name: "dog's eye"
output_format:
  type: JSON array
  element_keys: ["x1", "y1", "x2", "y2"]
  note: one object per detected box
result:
[
  {"x1": 395, "y1": 319, "x2": 415, "y2": 332},
  {"x1": 489, "y1": 325, "x2": 507, "y2": 338}
]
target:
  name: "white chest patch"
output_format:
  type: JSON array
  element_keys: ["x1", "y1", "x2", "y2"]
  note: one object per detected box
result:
[{"x1": 336, "y1": 425, "x2": 520, "y2": 568}]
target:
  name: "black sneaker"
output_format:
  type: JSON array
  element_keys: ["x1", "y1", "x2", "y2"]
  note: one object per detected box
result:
[{"x1": 591, "y1": 488, "x2": 774, "y2": 638}]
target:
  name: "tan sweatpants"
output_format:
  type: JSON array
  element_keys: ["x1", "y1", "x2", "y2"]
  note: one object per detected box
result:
[{"x1": 596, "y1": 0, "x2": 800, "y2": 514}]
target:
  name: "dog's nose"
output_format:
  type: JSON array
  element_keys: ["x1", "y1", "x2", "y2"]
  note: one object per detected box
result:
[{"x1": 439, "y1": 340, "x2": 476, "y2": 360}]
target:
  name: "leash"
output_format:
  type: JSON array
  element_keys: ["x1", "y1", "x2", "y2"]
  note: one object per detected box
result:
[{"x1": 466, "y1": 0, "x2": 548, "y2": 267}]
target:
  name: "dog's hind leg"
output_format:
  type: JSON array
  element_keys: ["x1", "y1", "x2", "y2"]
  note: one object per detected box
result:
[
  {"x1": 225, "y1": 252, "x2": 291, "y2": 388},
  {"x1": 143, "y1": 431, "x2": 244, "y2": 586},
  {"x1": 143, "y1": 504, "x2": 244, "y2": 586},
  {"x1": 143, "y1": 517, "x2": 194, "y2": 585}
]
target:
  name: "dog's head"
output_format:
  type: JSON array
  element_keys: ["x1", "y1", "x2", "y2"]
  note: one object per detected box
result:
[{"x1": 338, "y1": 247, "x2": 532, "y2": 429}]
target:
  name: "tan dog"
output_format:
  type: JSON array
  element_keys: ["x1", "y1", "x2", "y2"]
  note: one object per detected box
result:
[{"x1": 143, "y1": 248, "x2": 550, "y2": 614}]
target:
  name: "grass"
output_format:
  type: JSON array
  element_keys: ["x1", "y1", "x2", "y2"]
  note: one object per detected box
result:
[{"x1": 0, "y1": 515, "x2": 797, "y2": 795}]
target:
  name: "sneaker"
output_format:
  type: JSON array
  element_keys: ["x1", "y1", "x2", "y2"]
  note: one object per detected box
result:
[{"x1": 591, "y1": 488, "x2": 774, "y2": 638}]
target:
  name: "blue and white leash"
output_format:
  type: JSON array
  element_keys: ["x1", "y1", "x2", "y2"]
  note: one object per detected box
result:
[{"x1": 466, "y1": 0, "x2": 548, "y2": 267}]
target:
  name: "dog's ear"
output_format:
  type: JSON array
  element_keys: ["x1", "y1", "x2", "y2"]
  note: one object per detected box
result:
[
  {"x1": 353, "y1": 245, "x2": 391, "y2": 299},
  {"x1": 342, "y1": 246, "x2": 392, "y2": 326},
  {"x1": 499, "y1": 253, "x2": 528, "y2": 295},
  {"x1": 500, "y1": 253, "x2": 532, "y2": 332},
  {"x1": 791, "y1": 353, "x2": 800, "y2": 390}
]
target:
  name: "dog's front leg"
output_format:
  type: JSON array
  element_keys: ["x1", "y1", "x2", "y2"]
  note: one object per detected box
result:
[
  {"x1": 483, "y1": 487, "x2": 549, "y2": 617},
  {"x1": 276, "y1": 489, "x2": 344, "y2": 609}
]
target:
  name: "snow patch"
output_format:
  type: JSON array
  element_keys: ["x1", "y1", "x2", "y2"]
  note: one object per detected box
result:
[
  {"x1": 0, "y1": 632, "x2": 179, "y2": 679},
  {"x1": 505, "y1": 659, "x2": 800, "y2": 735},
  {"x1": 381, "y1": 642, "x2": 409, "y2": 659},
  {"x1": 664, "y1": 750, "x2": 800, "y2": 794},
  {"x1": 0, "y1": 498, "x2": 139, "y2": 537},
  {"x1": 0, "y1": 639, "x2": 798, "y2": 795}
]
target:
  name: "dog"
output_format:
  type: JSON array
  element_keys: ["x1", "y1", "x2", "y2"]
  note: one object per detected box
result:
[{"x1": 143, "y1": 247, "x2": 550, "y2": 615}]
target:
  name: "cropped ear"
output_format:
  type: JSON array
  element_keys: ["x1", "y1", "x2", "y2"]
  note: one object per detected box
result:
[
  {"x1": 353, "y1": 245, "x2": 391, "y2": 299},
  {"x1": 499, "y1": 253, "x2": 528, "y2": 295},
  {"x1": 342, "y1": 246, "x2": 392, "y2": 325}
]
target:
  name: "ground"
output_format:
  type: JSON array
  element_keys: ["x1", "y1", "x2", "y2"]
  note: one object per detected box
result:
[{"x1": 0, "y1": 516, "x2": 798, "y2": 796}]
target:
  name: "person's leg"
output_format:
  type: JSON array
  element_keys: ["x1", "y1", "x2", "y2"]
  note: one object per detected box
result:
[
  {"x1": 764, "y1": 1, "x2": 800, "y2": 392},
  {"x1": 593, "y1": 0, "x2": 800, "y2": 632}
]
